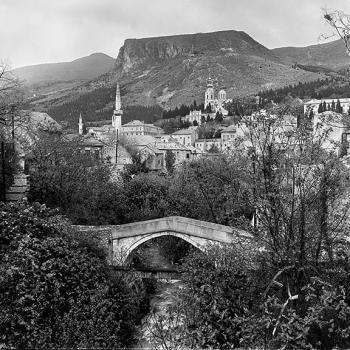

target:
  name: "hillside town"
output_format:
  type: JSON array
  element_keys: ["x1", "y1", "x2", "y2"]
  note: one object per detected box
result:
[
  {"x1": 4, "y1": 2, "x2": 350, "y2": 350},
  {"x1": 60, "y1": 78, "x2": 350, "y2": 175}
]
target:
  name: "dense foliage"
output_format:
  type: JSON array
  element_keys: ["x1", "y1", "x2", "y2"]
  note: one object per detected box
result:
[
  {"x1": 162, "y1": 101, "x2": 204, "y2": 119},
  {"x1": 0, "y1": 141, "x2": 18, "y2": 201},
  {"x1": 26, "y1": 101, "x2": 350, "y2": 348},
  {"x1": 28, "y1": 136, "x2": 253, "y2": 226},
  {"x1": 46, "y1": 85, "x2": 163, "y2": 126},
  {"x1": 0, "y1": 201, "x2": 152, "y2": 348},
  {"x1": 258, "y1": 77, "x2": 350, "y2": 103},
  {"x1": 148, "y1": 243, "x2": 350, "y2": 350}
]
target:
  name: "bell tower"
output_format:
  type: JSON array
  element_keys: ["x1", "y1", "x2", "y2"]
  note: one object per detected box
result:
[
  {"x1": 204, "y1": 77, "x2": 215, "y2": 110},
  {"x1": 218, "y1": 87, "x2": 227, "y2": 108},
  {"x1": 112, "y1": 83, "x2": 123, "y2": 137}
]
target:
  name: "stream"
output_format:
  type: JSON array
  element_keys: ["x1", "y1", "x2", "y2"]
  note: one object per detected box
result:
[
  {"x1": 132, "y1": 279, "x2": 183, "y2": 349},
  {"x1": 128, "y1": 244, "x2": 184, "y2": 349}
]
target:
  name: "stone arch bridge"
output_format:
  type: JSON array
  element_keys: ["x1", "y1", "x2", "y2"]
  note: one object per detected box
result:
[{"x1": 74, "y1": 216, "x2": 251, "y2": 266}]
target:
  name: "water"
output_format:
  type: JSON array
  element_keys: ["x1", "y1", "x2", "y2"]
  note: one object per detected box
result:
[
  {"x1": 128, "y1": 244, "x2": 184, "y2": 349},
  {"x1": 132, "y1": 279, "x2": 183, "y2": 349}
]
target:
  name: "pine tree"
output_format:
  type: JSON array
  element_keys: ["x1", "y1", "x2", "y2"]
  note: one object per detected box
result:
[
  {"x1": 323, "y1": 101, "x2": 327, "y2": 111},
  {"x1": 331, "y1": 100, "x2": 336, "y2": 111},
  {"x1": 328, "y1": 103, "x2": 331, "y2": 111}
]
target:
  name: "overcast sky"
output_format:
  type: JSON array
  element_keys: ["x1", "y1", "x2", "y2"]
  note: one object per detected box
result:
[{"x1": 1, "y1": 0, "x2": 350, "y2": 68}]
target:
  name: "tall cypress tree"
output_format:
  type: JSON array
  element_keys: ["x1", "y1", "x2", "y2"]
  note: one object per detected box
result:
[
  {"x1": 336, "y1": 99, "x2": 342, "y2": 113},
  {"x1": 331, "y1": 100, "x2": 336, "y2": 111},
  {"x1": 323, "y1": 101, "x2": 327, "y2": 111},
  {"x1": 318, "y1": 102, "x2": 323, "y2": 113}
]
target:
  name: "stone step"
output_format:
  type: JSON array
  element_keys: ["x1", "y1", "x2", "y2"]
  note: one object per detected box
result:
[
  {"x1": 8, "y1": 185, "x2": 27, "y2": 193},
  {"x1": 5, "y1": 172, "x2": 29, "y2": 202},
  {"x1": 14, "y1": 173, "x2": 28, "y2": 179},
  {"x1": 6, "y1": 192, "x2": 27, "y2": 201},
  {"x1": 11, "y1": 177, "x2": 28, "y2": 186}
]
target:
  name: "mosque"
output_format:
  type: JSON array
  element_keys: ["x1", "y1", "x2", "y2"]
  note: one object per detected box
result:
[{"x1": 79, "y1": 83, "x2": 162, "y2": 139}]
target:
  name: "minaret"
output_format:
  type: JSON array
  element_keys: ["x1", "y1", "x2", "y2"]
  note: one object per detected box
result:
[
  {"x1": 78, "y1": 113, "x2": 83, "y2": 135},
  {"x1": 112, "y1": 83, "x2": 123, "y2": 137}
]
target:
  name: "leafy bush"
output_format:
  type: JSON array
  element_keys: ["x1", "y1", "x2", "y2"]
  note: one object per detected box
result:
[
  {"x1": 0, "y1": 201, "x2": 150, "y2": 348},
  {"x1": 145, "y1": 242, "x2": 263, "y2": 349}
]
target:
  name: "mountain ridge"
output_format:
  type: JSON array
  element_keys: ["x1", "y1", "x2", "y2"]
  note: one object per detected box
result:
[
  {"x1": 272, "y1": 39, "x2": 350, "y2": 70},
  {"x1": 13, "y1": 53, "x2": 115, "y2": 85},
  {"x1": 25, "y1": 29, "x2": 348, "y2": 123}
]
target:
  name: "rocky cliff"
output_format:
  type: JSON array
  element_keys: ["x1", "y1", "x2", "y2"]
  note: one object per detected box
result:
[
  {"x1": 110, "y1": 30, "x2": 325, "y2": 107},
  {"x1": 28, "y1": 30, "x2": 330, "y2": 120},
  {"x1": 115, "y1": 30, "x2": 279, "y2": 73}
]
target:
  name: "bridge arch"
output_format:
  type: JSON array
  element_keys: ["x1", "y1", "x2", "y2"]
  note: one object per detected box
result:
[
  {"x1": 73, "y1": 216, "x2": 252, "y2": 266},
  {"x1": 110, "y1": 217, "x2": 251, "y2": 265},
  {"x1": 124, "y1": 231, "x2": 204, "y2": 262}
]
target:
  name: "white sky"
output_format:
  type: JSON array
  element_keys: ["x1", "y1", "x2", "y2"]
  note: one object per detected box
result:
[{"x1": 1, "y1": 0, "x2": 350, "y2": 68}]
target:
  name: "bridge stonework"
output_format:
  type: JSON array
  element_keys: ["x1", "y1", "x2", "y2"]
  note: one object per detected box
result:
[{"x1": 74, "y1": 216, "x2": 251, "y2": 266}]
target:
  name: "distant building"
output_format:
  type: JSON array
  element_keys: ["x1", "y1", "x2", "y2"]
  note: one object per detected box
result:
[
  {"x1": 195, "y1": 138, "x2": 222, "y2": 152},
  {"x1": 204, "y1": 77, "x2": 228, "y2": 115},
  {"x1": 181, "y1": 110, "x2": 204, "y2": 125},
  {"x1": 140, "y1": 144, "x2": 165, "y2": 171},
  {"x1": 79, "y1": 135, "x2": 105, "y2": 159},
  {"x1": 171, "y1": 127, "x2": 198, "y2": 146},
  {"x1": 221, "y1": 124, "x2": 238, "y2": 150},
  {"x1": 121, "y1": 120, "x2": 164, "y2": 137},
  {"x1": 155, "y1": 140, "x2": 197, "y2": 163},
  {"x1": 312, "y1": 111, "x2": 349, "y2": 155}
]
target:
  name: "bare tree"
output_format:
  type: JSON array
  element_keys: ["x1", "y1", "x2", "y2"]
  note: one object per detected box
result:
[
  {"x1": 323, "y1": 9, "x2": 350, "y2": 54},
  {"x1": 0, "y1": 60, "x2": 28, "y2": 142}
]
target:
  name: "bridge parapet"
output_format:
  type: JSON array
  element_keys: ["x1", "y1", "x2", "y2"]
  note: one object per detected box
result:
[{"x1": 74, "y1": 217, "x2": 252, "y2": 266}]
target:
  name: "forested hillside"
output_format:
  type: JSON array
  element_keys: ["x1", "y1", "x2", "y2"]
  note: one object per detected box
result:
[
  {"x1": 258, "y1": 76, "x2": 350, "y2": 103},
  {"x1": 47, "y1": 85, "x2": 163, "y2": 126}
]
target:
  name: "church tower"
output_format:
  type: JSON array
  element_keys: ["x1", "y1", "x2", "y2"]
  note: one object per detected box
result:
[
  {"x1": 112, "y1": 83, "x2": 123, "y2": 137},
  {"x1": 78, "y1": 113, "x2": 83, "y2": 135},
  {"x1": 204, "y1": 77, "x2": 215, "y2": 110},
  {"x1": 218, "y1": 87, "x2": 227, "y2": 108}
]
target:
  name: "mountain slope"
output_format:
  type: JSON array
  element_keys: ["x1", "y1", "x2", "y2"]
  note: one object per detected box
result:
[
  {"x1": 112, "y1": 30, "x2": 325, "y2": 107},
  {"x1": 272, "y1": 39, "x2": 350, "y2": 70},
  {"x1": 29, "y1": 30, "x2": 328, "y2": 123},
  {"x1": 13, "y1": 53, "x2": 115, "y2": 85}
]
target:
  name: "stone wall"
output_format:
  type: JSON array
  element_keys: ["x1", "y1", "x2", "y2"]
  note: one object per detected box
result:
[{"x1": 6, "y1": 173, "x2": 30, "y2": 202}]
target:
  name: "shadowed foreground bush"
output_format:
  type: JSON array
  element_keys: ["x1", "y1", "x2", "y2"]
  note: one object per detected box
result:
[{"x1": 0, "y1": 201, "x2": 151, "y2": 349}]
